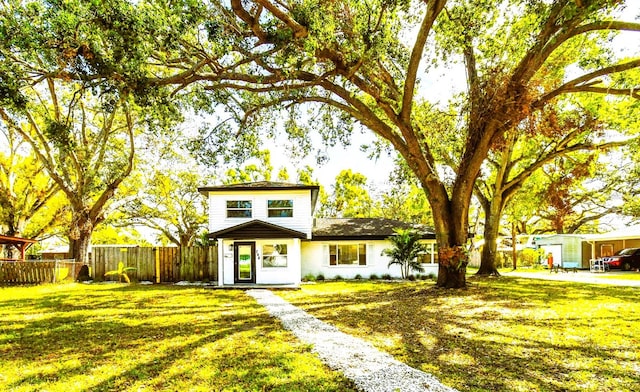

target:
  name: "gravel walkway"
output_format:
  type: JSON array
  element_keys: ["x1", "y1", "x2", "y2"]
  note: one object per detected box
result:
[{"x1": 247, "y1": 289, "x2": 458, "y2": 392}]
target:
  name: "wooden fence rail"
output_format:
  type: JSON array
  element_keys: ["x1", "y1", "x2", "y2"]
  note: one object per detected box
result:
[
  {"x1": 0, "y1": 247, "x2": 217, "y2": 285},
  {"x1": 92, "y1": 246, "x2": 217, "y2": 283},
  {"x1": 0, "y1": 260, "x2": 80, "y2": 285}
]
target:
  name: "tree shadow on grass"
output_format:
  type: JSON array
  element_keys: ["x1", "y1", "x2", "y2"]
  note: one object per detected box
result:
[
  {"x1": 282, "y1": 278, "x2": 640, "y2": 392},
  {"x1": 1, "y1": 285, "x2": 357, "y2": 392}
]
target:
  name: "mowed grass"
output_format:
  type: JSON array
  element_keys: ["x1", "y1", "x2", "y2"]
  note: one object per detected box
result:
[
  {"x1": 592, "y1": 272, "x2": 640, "y2": 281},
  {"x1": 0, "y1": 284, "x2": 356, "y2": 392},
  {"x1": 280, "y1": 278, "x2": 640, "y2": 392}
]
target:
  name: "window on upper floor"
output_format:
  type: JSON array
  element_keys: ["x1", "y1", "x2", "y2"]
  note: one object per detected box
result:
[
  {"x1": 329, "y1": 244, "x2": 367, "y2": 266},
  {"x1": 267, "y1": 199, "x2": 293, "y2": 218},
  {"x1": 226, "y1": 200, "x2": 252, "y2": 218}
]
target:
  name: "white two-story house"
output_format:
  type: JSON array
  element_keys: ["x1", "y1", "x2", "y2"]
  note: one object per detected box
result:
[{"x1": 198, "y1": 181, "x2": 438, "y2": 287}]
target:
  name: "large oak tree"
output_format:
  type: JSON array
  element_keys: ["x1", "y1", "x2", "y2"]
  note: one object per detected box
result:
[
  {"x1": 150, "y1": 0, "x2": 640, "y2": 287},
  {"x1": 475, "y1": 105, "x2": 633, "y2": 275},
  {"x1": 4, "y1": 0, "x2": 639, "y2": 287},
  {"x1": 0, "y1": 0, "x2": 183, "y2": 263},
  {"x1": 0, "y1": 83, "x2": 137, "y2": 264}
]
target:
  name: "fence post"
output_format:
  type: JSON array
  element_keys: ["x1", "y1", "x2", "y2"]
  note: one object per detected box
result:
[{"x1": 53, "y1": 259, "x2": 58, "y2": 283}]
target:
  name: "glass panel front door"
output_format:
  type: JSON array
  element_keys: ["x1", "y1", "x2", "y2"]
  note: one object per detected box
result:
[{"x1": 234, "y1": 242, "x2": 255, "y2": 283}]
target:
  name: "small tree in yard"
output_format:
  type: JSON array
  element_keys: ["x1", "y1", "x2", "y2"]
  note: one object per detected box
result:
[
  {"x1": 383, "y1": 229, "x2": 428, "y2": 279},
  {"x1": 104, "y1": 262, "x2": 136, "y2": 284}
]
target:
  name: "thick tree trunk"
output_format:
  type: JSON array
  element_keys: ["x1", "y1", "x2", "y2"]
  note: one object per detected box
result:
[
  {"x1": 437, "y1": 263, "x2": 467, "y2": 288},
  {"x1": 431, "y1": 203, "x2": 469, "y2": 288},
  {"x1": 68, "y1": 210, "x2": 94, "y2": 265},
  {"x1": 476, "y1": 197, "x2": 502, "y2": 276},
  {"x1": 69, "y1": 235, "x2": 91, "y2": 264},
  {"x1": 477, "y1": 216, "x2": 501, "y2": 276}
]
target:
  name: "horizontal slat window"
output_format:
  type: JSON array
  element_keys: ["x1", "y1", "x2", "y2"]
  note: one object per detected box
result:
[
  {"x1": 268, "y1": 199, "x2": 293, "y2": 217},
  {"x1": 226, "y1": 200, "x2": 252, "y2": 218}
]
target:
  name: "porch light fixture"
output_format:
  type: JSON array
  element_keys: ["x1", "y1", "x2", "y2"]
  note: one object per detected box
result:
[{"x1": 228, "y1": 243, "x2": 234, "y2": 252}]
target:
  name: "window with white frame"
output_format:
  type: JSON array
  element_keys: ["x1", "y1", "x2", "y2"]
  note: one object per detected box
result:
[
  {"x1": 262, "y1": 244, "x2": 288, "y2": 267},
  {"x1": 418, "y1": 243, "x2": 438, "y2": 264},
  {"x1": 329, "y1": 244, "x2": 367, "y2": 266},
  {"x1": 267, "y1": 199, "x2": 293, "y2": 217},
  {"x1": 226, "y1": 200, "x2": 252, "y2": 218}
]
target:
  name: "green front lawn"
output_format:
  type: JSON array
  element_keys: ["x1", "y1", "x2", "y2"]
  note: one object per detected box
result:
[
  {"x1": 5, "y1": 278, "x2": 638, "y2": 392},
  {"x1": 282, "y1": 278, "x2": 640, "y2": 392},
  {"x1": 592, "y1": 272, "x2": 640, "y2": 281},
  {"x1": 0, "y1": 284, "x2": 356, "y2": 392}
]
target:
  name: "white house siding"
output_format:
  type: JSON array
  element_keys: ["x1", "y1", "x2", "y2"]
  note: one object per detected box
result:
[
  {"x1": 220, "y1": 238, "x2": 301, "y2": 285},
  {"x1": 255, "y1": 238, "x2": 301, "y2": 285},
  {"x1": 301, "y1": 240, "x2": 438, "y2": 279},
  {"x1": 208, "y1": 189, "x2": 313, "y2": 237}
]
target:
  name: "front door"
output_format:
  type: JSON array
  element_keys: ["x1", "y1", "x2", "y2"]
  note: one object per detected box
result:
[{"x1": 234, "y1": 242, "x2": 256, "y2": 283}]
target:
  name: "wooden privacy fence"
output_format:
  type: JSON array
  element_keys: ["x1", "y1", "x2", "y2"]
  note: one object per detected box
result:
[
  {"x1": 91, "y1": 246, "x2": 217, "y2": 283},
  {"x1": 0, "y1": 259, "x2": 81, "y2": 285}
]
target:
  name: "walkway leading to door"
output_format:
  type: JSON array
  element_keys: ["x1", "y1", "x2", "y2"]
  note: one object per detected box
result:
[{"x1": 247, "y1": 289, "x2": 457, "y2": 392}]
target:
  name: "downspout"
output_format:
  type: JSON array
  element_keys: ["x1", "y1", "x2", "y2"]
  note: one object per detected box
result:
[{"x1": 217, "y1": 238, "x2": 224, "y2": 287}]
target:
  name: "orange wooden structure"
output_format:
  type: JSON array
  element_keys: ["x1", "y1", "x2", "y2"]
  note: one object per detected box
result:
[{"x1": 0, "y1": 235, "x2": 38, "y2": 261}]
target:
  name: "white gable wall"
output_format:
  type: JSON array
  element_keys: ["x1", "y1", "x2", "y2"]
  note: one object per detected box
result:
[
  {"x1": 255, "y1": 238, "x2": 301, "y2": 285},
  {"x1": 207, "y1": 189, "x2": 313, "y2": 237},
  {"x1": 219, "y1": 238, "x2": 301, "y2": 285}
]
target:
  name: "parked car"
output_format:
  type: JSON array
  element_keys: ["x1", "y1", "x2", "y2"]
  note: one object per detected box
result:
[{"x1": 602, "y1": 248, "x2": 640, "y2": 271}]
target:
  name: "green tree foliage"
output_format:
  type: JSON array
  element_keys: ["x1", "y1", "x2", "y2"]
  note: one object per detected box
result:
[
  {"x1": 123, "y1": 170, "x2": 209, "y2": 247},
  {"x1": 296, "y1": 166, "x2": 319, "y2": 186},
  {"x1": 0, "y1": 128, "x2": 65, "y2": 239},
  {"x1": 474, "y1": 103, "x2": 633, "y2": 275},
  {"x1": 379, "y1": 156, "x2": 434, "y2": 225},
  {"x1": 91, "y1": 225, "x2": 152, "y2": 246},
  {"x1": 222, "y1": 150, "x2": 274, "y2": 184},
  {"x1": 382, "y1": 228, "x2": 427, "y2": 279},
  {"x1": 276, "y1": 167, "x2": 290, "y2": 182},
  {"x1": 109, "y1": 127, "x2": 213, "y2": 247},
  {"x1": 530, "y1": 152, "x2": 628, "y2": 234},
  {"x1": 319, "y1": 169, "x2": 375, "y2": 218},
  {"x1": 148, "y1": 0, "x2": 640, "y2": 287},
  {"x1": 0, "y1": 83, "x2": 138, "y2": 264},
  {"x1": 9, "y1": 1, "x2": 640, "y2": 287},
  {"x1": 0, "y1": 1, "x2": 182, "y2": 263}
]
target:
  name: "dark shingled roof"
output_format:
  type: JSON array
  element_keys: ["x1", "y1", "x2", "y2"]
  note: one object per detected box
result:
[
  {"x1": 207, "y1": 220, "x2": 308, "y2": 240},
  {"x1": 312, "y1": 218, "x2": 435, "y2": 240}
]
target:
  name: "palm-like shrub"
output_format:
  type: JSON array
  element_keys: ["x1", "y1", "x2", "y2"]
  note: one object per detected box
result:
[
  {"x1": 382, "y1": 228, "x2": 428, "y2": 279},
  {"x1": 104, "y1": 261, "x2": 136, "y2": 283}
]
